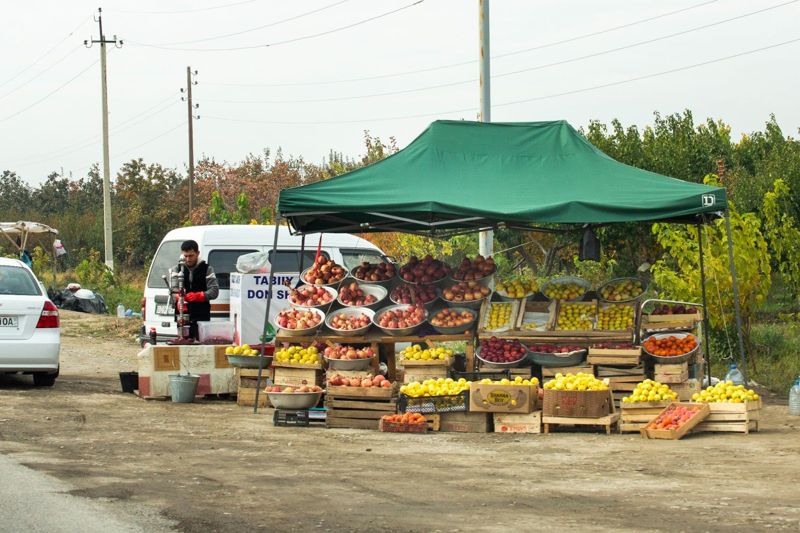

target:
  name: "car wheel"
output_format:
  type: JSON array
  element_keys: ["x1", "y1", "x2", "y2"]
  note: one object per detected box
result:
[{"x1": 33, "y1": 373, "x2": 57, "y2": 387}]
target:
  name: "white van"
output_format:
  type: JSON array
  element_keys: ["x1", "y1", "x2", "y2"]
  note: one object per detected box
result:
[{"x1": 140, "y1": 225, "x2": 388, "y2": 344}]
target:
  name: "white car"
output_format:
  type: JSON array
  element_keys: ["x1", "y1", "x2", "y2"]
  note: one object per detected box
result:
[{"x1": 0, "y1": 258, "x2": 60, "y2": 386}]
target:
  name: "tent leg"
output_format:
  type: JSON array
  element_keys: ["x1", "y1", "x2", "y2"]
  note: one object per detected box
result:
[
  {"x1": 254, "y1": 216, "x2": 282, "y2": 414},
  {"x1": 697, "y1": 224, "x2": 712, "y2": 387},
  {"x1": 723, "y1": 211, "x2": 749, "y2": 385},
  {"x1": 299, "y1": 234, "x2": 306, "y2": 273}
]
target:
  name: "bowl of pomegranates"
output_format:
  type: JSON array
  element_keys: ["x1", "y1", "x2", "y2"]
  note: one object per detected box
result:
[
  {"x1": 288, "y1": 284, "x2": 338, "y2": 310},
  {"x1": 274, "y1": 307, "x2": 325, "y2": 337},
  {"x1": 373, "y1": 304, "x2": 428, "y2": 336},
  {"x1": 389, "y1": 283, "x2": 439, "y2": 310},
  {"x1": 350, "y1": 261, "x2": 397, "y2": 288},
  {"x1": 439, "y1": 280, "x2": 492, "y2": 309},
  {"x1": 428, "y1": 307, "x2": 477, "y2": 335},
  {"x1": 300, "y1": 256, "x2": 349, "y2": 288},
  {"x1": 448, "y1": 255, "x2": 497, "y2": 285},
  {"x1": 397, "y1": 255, "x2": 451, "y2": 286},
  {"x1": 336, "y1": 281, "x2": 388, "y2": 310},
  {"x1": 476, "y1": 337, "x2": 529, "y2": 368},
  {"x1": 324, "y1": 307, "x2": 375, "y2": 337},
  {"x1": 323, "y1": 344, "x2": 377, "y2": 371}
]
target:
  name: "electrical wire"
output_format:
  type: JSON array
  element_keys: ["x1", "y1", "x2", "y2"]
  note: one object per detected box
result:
[
  {"x1": 205, "y1": 0, "x2": 721, "y2": 88},
  {"x1": 111, "y1": 121, "x2": 187, "y2": 158},
  {"x1": 202, "y1": 0, "x2": 799, "y2": 106},
  {"x1": 112, "y1": 0, "x2": 259, "y2": 15},
  {"x1": 128, "y1": 0, "x2": 425, "y2": 52},
  {"x1": 0, "y1": 44, "x2": 82, "y2": 102},
  {"x1": 202, "y1": 36, "x2": 800, "y2": 125}
]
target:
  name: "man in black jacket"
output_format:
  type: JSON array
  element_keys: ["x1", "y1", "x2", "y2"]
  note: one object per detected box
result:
[{"x1": 176, "y1": 240, "x2": 219, "y2": 340}]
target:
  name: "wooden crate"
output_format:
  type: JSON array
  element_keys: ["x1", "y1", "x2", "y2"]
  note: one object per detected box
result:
[
  {"x1": 272, "y1": 365, "x2": 323, "y2": 387},
  {"x1": 654, "y1": 362, "x2": 689, "y2": 384},
  {"x1": 640, "y1": 402, "x2": 710, "y2": 440},
  {"x1": 694, "y1": 400, "x2": 761, "y2": 434},
  {"x1": 493, "y1": 411, "x2": 542, "y2": 434},
  {"x1": 542, "y1": 365, "x2": 594, "y2": 378},
  {"x1": 595, "y1": 302, "x2": 638, "y2": 334},
  {"x1": 671, "y1": 379, "x2": 702, "y2": 401},
  {"x1": 514, "y1": 300, "x2": 556, "y2": 333},
  {"x1": 325, "y1": 382, "x2": 398, "y2": 399},
  {"x1": 478, "y1": 299, "x2": 523, "y2": 335},
  {"x1": 619, "y1": 401, "x2": 671, "y2": 432},
  {"x1": 587, "y1": 346, "x2": 641, "y2": 366},
  {"x1": 509, "y1": 367, "x2": 533, "y2": 378},
  {"x1": 553, "y1": 300, "x2": 598, "y2": 332},
  {"x1": 438, "y1": 411, "x2": 492, "y2": 433},
  {"x1": 403, "y1": 366, "x2": 449, "y2": 384},
  {"x1": 235, "y1": 368, "x2": 271, "y2": 407},
  {"x1": 325, "y1": 395, "x2": 398, "y2": 430},
  {"x1": 542, "y1": 413, "x2": 620, "y2": 435}
]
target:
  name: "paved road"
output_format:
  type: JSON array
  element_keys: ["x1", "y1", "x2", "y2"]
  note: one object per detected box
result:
[{"x1": 0, "y1": 454, "x2": 175, "y2": 533}]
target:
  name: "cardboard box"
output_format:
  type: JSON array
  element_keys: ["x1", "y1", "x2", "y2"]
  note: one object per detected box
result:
[
  {"x1": 671, "y1": 379, "x2": 701, "y2": 401},
  {"x1": 439, "y1": 412, "x2": 491, "y2": 433},
  {"x1": 469, "y1": 383, "x2": 538, "y2": 414},
  {"x1": 543, "y1": 389, "x2": 611, "y2": 418},
  {"x1": 493, "y1": 411, "x2": 542, "y2": 433}
]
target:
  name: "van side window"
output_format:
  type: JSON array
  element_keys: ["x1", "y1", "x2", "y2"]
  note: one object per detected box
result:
[
  {"x1": 339, "y1": 250, "x2": 387, "y2": 271},
  {"x1": 146, "y1": 240, "x2": 183, "y2": 288},
  {"x1": 268, "y1": 250, "x2": 327, "y2": 273},
  {"x1": 208, "y1": 249, "x2": 258, "y2": 289}
]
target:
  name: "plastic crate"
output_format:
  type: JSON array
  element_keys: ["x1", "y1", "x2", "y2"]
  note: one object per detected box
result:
[
  {"x1": 449, "y1": 370, "x2": 510, "y2": 381},
  {"x1": 398, "y1": 391, "x2": 469, "y2": 414},
  {"x1": 273, "y1": 409, "x2": 325, "y2": 427}
]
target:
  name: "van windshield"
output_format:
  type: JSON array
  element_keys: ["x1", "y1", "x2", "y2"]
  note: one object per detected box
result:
[
  {"x1": 147, "y1": 241, "x2": 183, "y2": 288},
  {"x1": 339, "y1": 250, "x2": 387, "y2": 271}
]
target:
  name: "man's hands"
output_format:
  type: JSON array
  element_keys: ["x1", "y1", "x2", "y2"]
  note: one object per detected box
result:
[{"x1": 184, "y1": 291, "x2": 206, "y2": 303}]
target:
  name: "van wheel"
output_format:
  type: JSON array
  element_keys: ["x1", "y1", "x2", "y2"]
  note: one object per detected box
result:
[{"x1": 33, "y1": 373, "x2": 57, "y2": 387}]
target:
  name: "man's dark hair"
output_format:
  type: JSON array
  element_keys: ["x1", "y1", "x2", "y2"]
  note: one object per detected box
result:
[{"x1": 181, "y1": 240, "x2": 199, "y2": 253}]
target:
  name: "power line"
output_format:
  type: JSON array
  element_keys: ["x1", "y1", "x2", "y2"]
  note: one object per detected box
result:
[
  {"x1": 205, "y1": 0, "x2": 720, "y2": 88},
  {"x1": 202, "y1": 35, "x2": 800, "y2": 125},
  {"x1": 0, "y1": 45, "x2": 82, "y2": 102},
  {"x1": 202, "y1": 0, "x2": 798, "y2": 106},
  {"x1": 129, "y1": 0, "x2": 425, "y2": 51},
  {"x1": 155, "y1": 0, "x2": 350, "y2": 46},
  {"x1": 111, "y1": 0, "x2": 260, "y2": 15},
  {"x1": 111, "y1": 121, "x2": 187, "y2": 159}
]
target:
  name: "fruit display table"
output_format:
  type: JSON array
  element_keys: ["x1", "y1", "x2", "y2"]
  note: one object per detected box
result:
[{"x1": 136, "y1": 344, "x2": 236, "y2": 398}]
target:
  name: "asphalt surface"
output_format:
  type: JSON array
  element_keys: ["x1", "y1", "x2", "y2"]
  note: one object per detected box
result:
[{"x1": 0, "y1": 453, "x2": 175, "y2": 533}]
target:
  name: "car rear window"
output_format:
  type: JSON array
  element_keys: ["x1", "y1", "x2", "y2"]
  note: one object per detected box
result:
[
  {"x1": 147, "y1": 240, "x2": 183, "y2": 288},
  {"x1": 208, "y1": 249, "x2": 258, "y2": 289},
  {"x1": 0, "y1": 265, "x2": 41, "y2": 296}
]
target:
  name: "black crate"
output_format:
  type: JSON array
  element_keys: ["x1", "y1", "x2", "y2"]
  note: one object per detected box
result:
[
  {"x1": 449, "y1": 369, "x2": 510, "y2": 381},
  {"x1": 398, "y1": 391, "x2": 469, "y2": 414},
  {"x1": 273, "y1": 409, "x2": 325, "y2": 427}
]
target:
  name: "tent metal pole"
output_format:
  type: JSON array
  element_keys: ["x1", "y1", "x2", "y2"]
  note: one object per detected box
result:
[
  {"x1": 254, "y1": 215, "x2": 282, "y2": 414},
  {"x1": 723, "y1": 210, "x2": 749, "y2": 385},
  {"x1": 299, "y1": 234, "x2": 306, "y2": 273},
  {"x1": 696, "y1": 223, "x2": 712, "y2": 387},
  {"x1": 478, "y1": 0, "x2": 493, "y2": 258}
]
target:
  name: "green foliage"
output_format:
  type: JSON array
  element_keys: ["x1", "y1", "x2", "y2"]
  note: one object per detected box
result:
[
  {"x1": 571, "y1": 255, "x2": 618, "y2": 289},
  {"x1": 761, "y1": 178, "x2": 800, "y2": 299},
  {"x1": 75, "y1": 249, "x2": 116, "y2": 290},
  {"x1": 30, "y1": 246, "x2": 51, "y2": 281}
]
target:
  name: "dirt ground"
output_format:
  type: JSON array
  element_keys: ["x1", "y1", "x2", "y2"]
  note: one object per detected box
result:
[{"x1": 1, "y1": 311, "x2": 799, "y2": 532}]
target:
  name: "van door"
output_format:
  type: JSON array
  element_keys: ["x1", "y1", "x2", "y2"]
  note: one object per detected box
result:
[{"x1": 206, "y1": 248, "x2": 258, "y2": 319}]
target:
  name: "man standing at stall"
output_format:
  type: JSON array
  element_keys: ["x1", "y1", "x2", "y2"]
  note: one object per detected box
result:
[{"x1": 174, "y1": 240, "x2": 219, "y2": 340}]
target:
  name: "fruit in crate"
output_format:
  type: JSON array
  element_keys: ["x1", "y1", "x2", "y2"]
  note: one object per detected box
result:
[
  {"x1": 495, "y1": 277, "x2": 537, "y2": 298},
  {"x1": 543, "y1": 372, "x2": 608, "y2": 391},
  {"x1": 599, "y1": 278, "x2": 644, "y2": 301},
  {"x1": 478, "y1": 337, "x2": 526, "y2": 363},
  {"x1": 328, "y1": 311, "x2": 372, "y2": 331},
  {"x1": 451, "y1": 255, "x2": 496, "y2": 281},
  {"x1": 526, "y1": 344, "x2": 583, "y2": 354},
  {"x1": 645, "y1": 404, "x2": 702, "y2": 430},
  {"x1": 264, "y1": 384, "x2": 323, "y2": 393},
  {"x1": 276, "y1": 309, "x2": 322, "y2": 330},
  {"x1": 323, "y1": 345, "x2": 375, "y2": 360},
  {"x1": 430, "y1": 308, "x2": 474, "y2": 328},
  {"x1": 338, "y1": 281, "x2": 378, "y2": 306},
  {"x1": 485, "y1": 302, "x2": 513, "y2": 330},
  {"x1": 556, "y1": 303, "x2": 594, "y2": 330},
  {"x1": 542, "y1": 281, "x2": 585, "y2": 300},
  {"x1": 225, "y1": 343, "x2": 259, "y2": 356},
  {"x1": 303, "y1": 256, "x2": 347, "y2": 285},
  {"x1": 400, "y1": 377, "x2": 470, "y2": 397},
  {"x1": 478, "y1": 376, "x2": 539, "y2": 387},
  {"x1": 400, "y1": 344, "x2": 453, "y2": 361},
  {"x1": 275, "y1": 345, "x2": 321, "y2": 365},
  {"x1": 643, "y1": 334, "x2": 697, "y2": 357},
  {"x1": 289, "y1": 285, "x2": 334, "y2": 307},
  {"x1": 382, "y1": 413, "x2": 426, "y2": 424},
  {"x1": 597, "y1": 304, "x2": 634, "y2": 330},
  {"x1": 399, "y1": 255, "x2": 451, "y2": 284},
  {"x1": 622, "y1": 380, "x2": 678, "y2": 403},
  {"x1": 377, "y1": 305, "x2": 426, "y2": 329},
  {"x1": 352, "y1": 261, "x2": 396, "y2": 282},
  {"x1": 651, "y1": 304, "x2": 695, "y2": 315},
  {"x1": 692, "y1": 381, "x2": 759, "y2": 403},
  {"x1": 391, "y1": 283, "x2": 437, "y2": 305},
  {"x1": 328, "y1": 373, "x2": 393, "y2": 388},
  {"x1": 441, "y1": 281, "x2": 491, "y2": 303}
]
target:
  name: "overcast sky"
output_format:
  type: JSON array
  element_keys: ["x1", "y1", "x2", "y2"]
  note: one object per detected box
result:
[{"x1": 1, "y1": 0, "x2": 798, "y2": 186}]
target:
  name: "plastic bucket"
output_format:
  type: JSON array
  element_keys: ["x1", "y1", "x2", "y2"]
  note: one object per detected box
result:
[
  {"x1": 169, "y1": 374, "x2": 200, "y2": 403},
  {"x1": 119, "y1": 371, "x2": 139, "y2": 393}
]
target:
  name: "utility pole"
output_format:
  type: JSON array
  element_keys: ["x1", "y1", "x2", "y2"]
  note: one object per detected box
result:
[
  {"x1": 85, "y1": 8, "x2": 122, "y2": 270},
  {"x1": 181, "y1": 68, "x2": 199, "y2": 218},
  {"x1": 478, "y1": 0, "x2": 493, "y2": 258}
]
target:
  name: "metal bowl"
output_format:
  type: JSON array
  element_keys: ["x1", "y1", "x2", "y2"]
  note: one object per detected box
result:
[
  {"x1": 324, "y1": 355, "x2": 376, "y2": 371},
  {"x1": 438, "y1": 287, "x2": 489, "y2": 310},
  {"x1": 275, "y1": 306, "x2": 326, "y2": 337},
  {"x1": 349, "y1": 264, "x2": 397, "y2": 288},
  {"x1": 446, "y1": 269, "x2": 496, "y2": 287},
  {"x1": 226, "y1": 354, "x2": 273, "y2": 369},
  {"x1": 597, "y1": 277, "x2": 646, "y2": 303},
  {"x1": 495, "y1": 289, "x2": 535, "y2": 302},
  {"x1": 389, "y1": 284, "x2": 440, "y2": 310},
  {"x1": 642, "y1": 332, "x2": 700, "y2": 364},
  {"x1": 475, "y1": 345, "x2": 529, "y2": 368},
  {"x1": 373, "y1": 304, "x2": 428, "y2": 337},
  {"x1": 428, "y1": 306, "x2": 477, "y2": 335},
  {"x1": 395, "y1": 261, "x2": 450, "y2": 287},
  {"x1": 540, "y1": 276, "x2": 591, "y2": 301},
  {"x1": 324, "y1": 307, "x2": 375, "y2": 337},
  {"x1": 336, "y1": 283, "x2": 388, "y2": 311},
  {"x1": 288, "y1": 284, "x2": 338, "y2": 310},
  {"x1": 299, "y1": 265, "x2": 349, "y2": 288},
  {"x1": 527, "y1": 349, "x2": 587, "y2": 368},
  {"x1": 265, "y1": 390, "x2": 324, "y2": 410}
]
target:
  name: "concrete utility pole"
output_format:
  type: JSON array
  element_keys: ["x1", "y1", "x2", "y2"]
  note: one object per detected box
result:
[
  {"x1": 478, "y1": 0, "x2": 493, "y2": 258},
  {"x1": 181, "y1": 67, "x2": 199, "y2": 217},
  {"x1": 85, "y1": 8, "x2": 122, "y2": 270}
]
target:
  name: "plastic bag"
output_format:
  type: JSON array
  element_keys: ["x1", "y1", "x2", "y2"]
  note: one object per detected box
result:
[{"x1": 236, "y1": 251, "x2": 271, "y2": 273}]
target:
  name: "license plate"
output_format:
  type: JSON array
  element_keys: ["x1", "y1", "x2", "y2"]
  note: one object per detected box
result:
[
  {"x1": 155, "y1": 304, "x2": 172, "y2": 315},
  {"x1": 0, "y1": 316, "x2": 19, "y2": 328}
]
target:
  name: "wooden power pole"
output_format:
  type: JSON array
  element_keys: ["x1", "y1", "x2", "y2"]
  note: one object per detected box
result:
[{"x1": 182, "y1": 67, "x2": 199, "y2": 218}]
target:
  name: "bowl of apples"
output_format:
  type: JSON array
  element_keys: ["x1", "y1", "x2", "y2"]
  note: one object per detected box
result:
[
  {"x1": 300, "y1": 256, "x2": 348, "y2": 288},
  {"x1": 325, "y1": 307, "x2": 375, "y2": 337},
  {"x1": 350, "y1": 261, "x2": 397, "y2": 288},
  {"x1": 397, "y1": 255, "x2": 451, "y2": 286},
  {"x1": 337, "y1": 281, "x2": 388, "y2": 311},
  {"x1": 439, "y1": 280, "x2": 492, "y2": 309},
  {"x1": 323, "y1": 344, "x2": 376, "y2": 371},
  {"x1": 448, "y1": 255, "x2": 497, "y2": 285},
  {"x1": 475, "y1": 337, "x2": 529, "y2": 368},
  {"x1": 428, "y1": 307, "x2": 477, "y2": 335},
  {"x1": 288, "y1": 284, "x2": 338, "y2": 310},
  {"x1": 263, "y1": 384, "x2": 324, "y2": 409},
  {"x1": 389, "y1": 283, "x2": 439, "y2": 310},
  {"x1": 274, "y1": 307, "x2": 325, "y2": 337},
  {"x1": 373, "y1": 304, "x2": 428, "y2": 336}
]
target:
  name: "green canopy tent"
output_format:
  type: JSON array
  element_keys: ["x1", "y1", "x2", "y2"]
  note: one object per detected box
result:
[{"x1": 251, "y1": 120, "x2": 747, "y2": 412}]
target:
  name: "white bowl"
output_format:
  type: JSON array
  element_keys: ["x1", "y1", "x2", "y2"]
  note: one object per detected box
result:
[
  {"x1": 349, "y1": 264, "x2": 397, "y2": 288},
  {"x1": 325, "y1": 307, "x2": 375, "y2": 337},
  {"x1": 336, "y1": 283, "x2": 388, "y2": 311},
  {"x1": 299, "y1": 265, "x2": 348, "y2": 288},
  {"x1": 275, "y1": 306, "x2": 326, "y2": 337},
  {"x1": 373, "y1": 304, "x2": 428, "y2": 337},
  {"x1": 324, "y1": 355, "x2": 376, "y2": 371},
  {"x1": 265, "y1": 390, "x2": 324, "y2": 409},
  {"x1": 288, "y1": 284, "x2": 338, "y2": 310}
]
